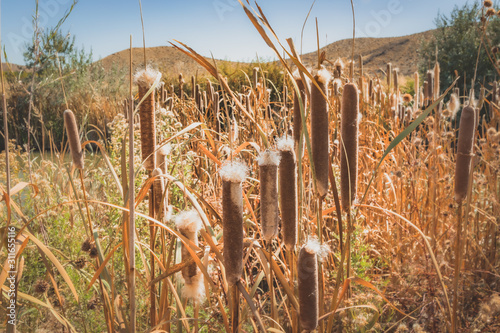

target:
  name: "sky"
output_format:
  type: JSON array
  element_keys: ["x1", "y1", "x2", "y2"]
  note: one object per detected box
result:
[{"x1": 0, "y1": 0, "x2": 476, "y2": 66}]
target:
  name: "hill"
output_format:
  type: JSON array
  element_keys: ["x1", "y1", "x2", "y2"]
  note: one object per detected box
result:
[{"x1": 97, "y1": 30, "x2": 435, "y2": 78}]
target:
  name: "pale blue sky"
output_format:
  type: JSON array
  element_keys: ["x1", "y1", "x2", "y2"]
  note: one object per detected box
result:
[{"x1": 1, "y1": 0, "x2": 477, "y2": 65}]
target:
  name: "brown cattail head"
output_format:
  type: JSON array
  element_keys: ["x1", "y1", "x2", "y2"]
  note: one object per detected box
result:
[
  {"x1": 414, "y1": 71, "x2": 420, "y2": 110},
  {"x1": 293, "y1": 74, "x2": 307, "y2": 149},
  {"x1": 340, "y1": 83, "x2": 359, "y2": 211},
  {"x1": 311, "y1": 68, "x2": 331, "y2": 197},
  {"x1": 434, "y1": 62, "x2": 440, "y2": 99},
  {"x1": 426, "y1": 70, "x2": 434, "y2": 103},
  {"x1": 277, "y1": 136, "x2": 297, "y2": 249},
  {"x1": 175, "y1": 209, "x2": 205, "y2": 300},
  {"x1": 135, "y1": 67, "x2": 161, "y2": 171},
  {"x1": 387, "y1": 63, "x2": 392, "y2": 89},
  {"x1": 152, "y1": 168, "x2": 166, "y2": 222},
  {"x1": 393, "y1": 68, "x2": 399, "y2": 93},
  {"x1": 63, "y1": 110, "x2": 84, "y2": 169},
  {"x1": 220, "y1": 161, "x2": 248, "y2": 286},
  {"x1": 298, "y1": 240, "x2": 319, "y2": 331},
  {"x1": 334, "y1": 58, "x2": 344, "y2": 78},
  {"x1": 253, "y1": 67, "x2": 259, "y2": 88},
  {"x1": 258, "y1": 150, "x2": 281, "y2": 242},
  {"x1": 454, "y1": 106, "x2": 476, "y2": 202}
]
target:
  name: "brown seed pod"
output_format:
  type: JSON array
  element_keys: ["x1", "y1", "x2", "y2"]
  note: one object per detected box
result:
[
  {"x1": 34, "y1": 279, "x2": 50, "y2": 294},
  {"x1": 220, "y1": 161, "x2": 248, "y2": 286},
  {"x1": 298, "y1": 242, "x2": 319, "y2": 331},
  {"x1": 311, "y1": 68, "x2": 331, "y2": 197},
  {"x1": 387, "y1": 63, "x2": 392, "y2": 88},
  {"x1": 426, "y1": 70, "x2": 434, "y2": 103},
  {"x1": 152, "y1": 168, "x2": 166, "y2": 222},
  {"x1": 81, "y1": 238, "x2": 91, "y2": 252},
  {"x1": 454, "y1": 106, "x2": 476, "y2": 202},
  {"x1": 135, "y1": 68, "x2": 160, "y2": 171},
  {"x1": 175, "y1": 210, "x2": 204, "y2": 300},
  {"x1": 89, "y1": 246, "x2": 98, "y2": 259},
  {"x1": 414, "y1": 71, "x2": 420, "y2": 109},
  {"x1": 277, "y1": 137, "x2": 297, "y2": 249},
  {"x1": 434, "y1": 62, "x2": 440, "y2": 99},
  {"x1": 75, "y1": 257, "x2": 86, "y2": 270},
  {"x1": 293, "y1": 76, "x2": 307, "y2": 149},
  {"x1": 63, "y1": 110, "x2": 84, "y2": 169},
  {"x1": 258, "y1": 150, "x2": 281, "y2": 242},
  {"x1": 340, "y1": 83, "x2": 359, "y2": 211}
]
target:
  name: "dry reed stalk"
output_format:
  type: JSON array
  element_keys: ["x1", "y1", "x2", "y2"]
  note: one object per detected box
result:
[
  {"x1": 340, "y1": 83, "x2": 359, "y2": 211},
  {"x1": 220, "y1": 161, "x2": 248, "y2": 286},
  {"x1": 277, "y1": 136, "x2": 297, "y2": 248},
  {"x1": 175, "y1": 210, "x2": 205, "y2": 301},
  {"x1": 135, "y1": 68, "x2": 160, "y2": 171},
  {"x1": 258, "y1": 150, "x2": 281, "y2": 242},
  {"x1": 293, "y1": 75, "x2": 307, "y2": 150},
  {"x1": 311, "y1": 68, "x2": 331, "y2": 197},
  {"x1": 298, "y1": 241, "x2": 319, "y2": 331},
  {"x1": 63, "y1": 110, "x2": 84, "y2": 170}
]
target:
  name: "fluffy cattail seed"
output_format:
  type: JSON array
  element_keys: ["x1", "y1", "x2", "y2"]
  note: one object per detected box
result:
[
  {"x1": 258, "y1": 150, "x2": 281, "y2": 242},
  {"x1": 175, "y1": 210, "x2": 205, "y2": 300},
  {"x1": 63, "y1": 110, "x2": 84, "y2": 169},
  {"x1": 220, "y1": 161, "x2": 248, "y2": 286},
  {"x1": 135, "y1": 67, "x2": 161, "y2": 171},
  {"x1": 454, "y1": 106, "x2": 476, "y2": 202},
  {"x1": 311, "y1": 68, "x2": 331, "y2": 197},
  {"x1": 298, "y1": 241, "x2": 319, "y2": 331},
  {"x1": 277, "y1": 136, "x2": 297, "y2": 248},
  {"x1": 340, "y1": 83, "x2": 359, "y2": 211}
]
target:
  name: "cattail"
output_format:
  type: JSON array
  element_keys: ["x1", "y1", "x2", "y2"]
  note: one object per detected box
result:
[
  {"x1": 334, "y1": 58, "x2": 344, "y2": 78},
  {"x1": 175, "y1": 210, "x2": 205, "y2": 300},
  {"x1": 434, "y1": 62, "x2": 440, "y2": 99},
  {"x1": 135, "y1": 68, "x2": 161, "y2": 171},
  {"x1": 293, "y1": 74, "x2": 307, "y2": 149},
  {"x1": 156, "y1": 144, "x2": 171, "y2": 175},
  {"x1": 298, "y1": 240, "x2": 319, "y2": 331},
  {"x1": 386, "y1": 63, "x2": 392, "y2": 89},
  {"x1": 258, "y1": 150, "x2": 281, "y2": 242},
  {"x1": 393, "y1": 68, "x2": 399, "y2": 93},
  {"x1": 414, "y1": 71, "x2": 420, "y2": 110},
  {"x1": 220, "y1": 161, "x2": 248, "y2": 286},
  {"x1": 340, "y1": 83, "x2": 359, "y2": 211},
  {"x1": 253, "y1": 67, "x2": 259, "y2": 88},
  {"x1": 191, "y1": 76, "x2": 196, "y2": 99},
  {"x1": 426, "y1": 70, "x2": 434, "y2": 104},
  {"x1": 64, "y1": 110, "x2": 84, "y2": 169},
  {"x1": 277, "y1": 136, "x2": 297, "y2": 248},
  {"x1": 454, "y1": 106, "x2": 476, "y2": 202},
  {"x1": 179, "y1": 73, "x2": 185, "y2": 100},
  {"x1": 311, "y1": 68, "x2": 331, "y2": 197},
  {"x1": 423, "y1": 81, "x2": 429, "y2": 103}
]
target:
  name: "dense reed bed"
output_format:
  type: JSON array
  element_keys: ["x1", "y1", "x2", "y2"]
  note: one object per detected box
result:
[{"x1": 1, "y1": 2, "x2": 500, "y2": 333}]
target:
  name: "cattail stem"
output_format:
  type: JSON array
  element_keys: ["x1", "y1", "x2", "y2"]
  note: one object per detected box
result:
[
  {"x1": 231, "y1": 285, "x2": 240, "y2": 333},
  {"x1": 451, "y1": 201, "x2": 463, "y2": 333}
]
